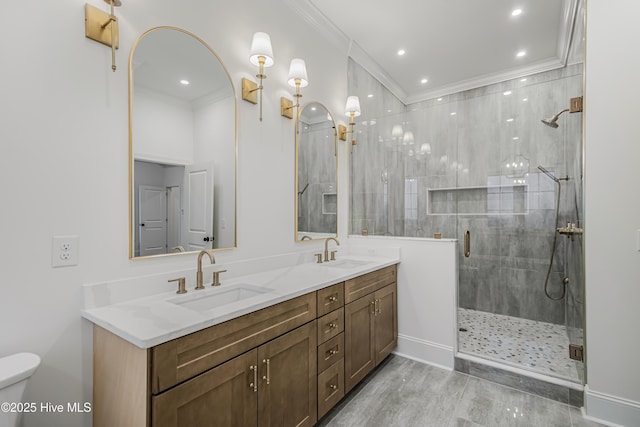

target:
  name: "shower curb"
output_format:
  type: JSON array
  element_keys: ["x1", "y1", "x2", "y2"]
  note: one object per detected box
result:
[{"x1": 454, "y1": 356, "x2": 584, "y2": 407}]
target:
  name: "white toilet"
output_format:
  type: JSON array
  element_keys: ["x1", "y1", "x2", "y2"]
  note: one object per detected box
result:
[{"x1": 0, "y1": 353, "x2": 41, "y2": 427}]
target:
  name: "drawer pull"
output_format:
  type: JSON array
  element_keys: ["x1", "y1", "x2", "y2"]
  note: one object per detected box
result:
[
  {"x1": 249, "y1": 365, "x2": 258, "y2": 392},
  {"x1": 329, "y1": 384, "x2": 338, "y2": 391},
  {"x1": 326, "y1": 348, "x2": 338, "y2": 358},
  {"x1": 370, "y1": 300, "x2": 376, "y2": 315},
  {"x1": 375, "y1": 299, "x2": 381, "y2": 315},
  {"x1": 328, "y1": 295, "x2": 338, "y2": 303},
  {"x1": 263, "y1": 359, "x2": 270, "y2": 385},
  {"x1": 328, "y1": 322, "x2": 338, "y2": 330}
]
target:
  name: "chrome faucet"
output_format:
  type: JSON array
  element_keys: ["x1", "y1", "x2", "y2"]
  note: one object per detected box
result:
[
  {"x1": 196, "y1": 249, "x2": 215, "y2": 290},
  {"x1": 324, "y1": 237, "x2": 340, "y2": 262}
]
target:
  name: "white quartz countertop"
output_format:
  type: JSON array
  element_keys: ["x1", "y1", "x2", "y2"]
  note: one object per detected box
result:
[{"x1": 81, "y1": 254, "x2": 399, "y2": 349}]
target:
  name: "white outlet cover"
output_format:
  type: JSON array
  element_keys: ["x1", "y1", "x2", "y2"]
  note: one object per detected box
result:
[{"x1": 52, "y1": 235, "x2": 79, "y2": 267}]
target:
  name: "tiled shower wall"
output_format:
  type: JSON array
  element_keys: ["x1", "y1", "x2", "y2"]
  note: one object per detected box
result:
[
  {"x1": 349, "y1": 59, "x2": 583, "y2": 325},
  {"x1": 297, "y1": 120, "x2": 338, "y2": 235}
]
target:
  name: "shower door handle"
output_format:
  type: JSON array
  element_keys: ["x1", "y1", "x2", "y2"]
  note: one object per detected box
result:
[{"x1": 464, "y1": 230, "x2": 470, "y2": 257}]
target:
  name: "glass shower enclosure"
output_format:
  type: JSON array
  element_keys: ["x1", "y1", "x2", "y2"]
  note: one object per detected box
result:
[{"x1": 349, "y1": 58, "x2": 584, "y2": 384}]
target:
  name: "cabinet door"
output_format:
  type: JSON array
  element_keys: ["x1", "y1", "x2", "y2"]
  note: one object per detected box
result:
[
  {"x1": 152, "y1": 350, "x2": 257, "y2": 427},
  {"x1": 374, "y1": 283, "x2": 398, "y2": 365},
  {"x1": 258, "y1": 321, "x2": 317, "y2": 427},
  {"x1": 344, "y1": 295, "x2": 375, "y2": 393}
]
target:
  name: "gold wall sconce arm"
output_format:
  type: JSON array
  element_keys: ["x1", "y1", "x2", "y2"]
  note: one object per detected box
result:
[
  {"x1": 242, "y1": 33, "x2": 274, "y2": 122},
  {"x1": 84, "y1": 0, "x2": 122, "y2": 72},
  {"x1": 281, "y1": 59, "x2": 308, "y2": 120}
]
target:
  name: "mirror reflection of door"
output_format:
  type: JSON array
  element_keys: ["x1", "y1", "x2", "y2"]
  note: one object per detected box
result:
[
  {"x1": 129, "y1": 27, "x2": 236, "y2": 258},
  {"x1": 138, "y1": 185, "x2": 167, "y2": 256},
  {"x1": 183, "y1": 162, "x2": 214, "y2": 252}
]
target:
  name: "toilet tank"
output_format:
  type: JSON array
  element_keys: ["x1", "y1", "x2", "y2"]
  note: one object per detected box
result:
[{"x1": 0, "y1": 352, "x2": 41, "y2": 425}]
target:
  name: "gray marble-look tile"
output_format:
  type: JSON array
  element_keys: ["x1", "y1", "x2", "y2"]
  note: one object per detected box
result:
[{"x1": 455, "y1": 377, "x2": 572, "y2": 427}]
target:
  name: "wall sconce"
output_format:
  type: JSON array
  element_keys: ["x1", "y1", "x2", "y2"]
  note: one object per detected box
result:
[
  {"x1": 281, "y1": 59, "x2": 308, "y2": 119},
  {"x1": 242, "y1": 32, "x2": 274, "y2": 122},
  {"x1": 84, "y1": 0, "x2": 122, "y2": 72},
  {"x1": 340, "y1": 96, "x2": 361, "y2": 151}
]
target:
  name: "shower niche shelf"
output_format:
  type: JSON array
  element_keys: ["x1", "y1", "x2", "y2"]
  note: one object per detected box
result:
[{"x1": 427, "y1": 184, "x2": 529, "y2": 216}]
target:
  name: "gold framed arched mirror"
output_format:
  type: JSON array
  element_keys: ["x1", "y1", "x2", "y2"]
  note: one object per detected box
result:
[
  {"x1": 295, "y1": 102, "x2": 338, "y2": 241},
  {"x1": 129, "y1": 27, "x2": 237, "y2": 258}
]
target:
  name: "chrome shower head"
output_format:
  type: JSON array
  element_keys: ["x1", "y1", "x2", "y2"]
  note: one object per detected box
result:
[{"x1": 541, "y1": 108, "x2": 570, "y2": 129}]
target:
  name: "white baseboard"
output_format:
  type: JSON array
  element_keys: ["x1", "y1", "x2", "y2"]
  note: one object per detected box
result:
[
  {"x1": 394, "y1": 334, "x2": 454, "y2": 371},
  {"x1": 584, "y1": 385, "x2": 640, "y2": 427}
]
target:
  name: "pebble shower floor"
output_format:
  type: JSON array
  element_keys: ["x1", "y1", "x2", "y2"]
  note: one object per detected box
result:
[{"x1": 457, "y1": 308, "x2": 583, "y2": 383}]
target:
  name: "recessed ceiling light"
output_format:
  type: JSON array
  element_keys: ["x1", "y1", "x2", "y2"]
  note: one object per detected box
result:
[
  {"x1": 512, "y1": 9, "x2": 522, "y2": 16},
  {"x1": 421, "y1": 78, "x2": 428, "y2": 84},
  {"x1": 513, "y1": 136, "x2": 519, "y2": 140},
  {"x1": 387, "y1": 109, "x2": 392, "y2": 113},
  {"x1": 516, "y1": 50, "x2": 526, "y2": 58},
  {"x1": 450, "y1": 112, "x2": 457, "y2": 116},
  {"x1": 311, "y1": 107, "x2": 317, "y2": 111},
  {"x1": 437, "y1": 98, "x2": 443, "y2": 101},
  {"x1": 506, "y1": 118, "x2": 514, "y2": 122},
  {"x1": 504, "y1": 91, "x2": 512, "y2": 96},
  {"x1": 180, "y1": 79, "x2": 190, "y2": 85},
  {"x1": 520, "y1": 78, "x2": 527, "y2": 82},
  {"x1": 397, "y1": 49, "x2": 406, "y2": 56},
  {"x1": 522, "y1": 98, "x2": 528, "y2": 102},
  {"x1": 367, "y1": 94, "x2": 374, "y2": 98}
]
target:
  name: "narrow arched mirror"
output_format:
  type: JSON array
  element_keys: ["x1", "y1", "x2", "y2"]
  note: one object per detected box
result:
[
  {"x1": 129, "y1": 27, "x2": 237, "y2": 258},
  {"x1": 296, "y1": 102, "x2": 338, "y2": 241}
]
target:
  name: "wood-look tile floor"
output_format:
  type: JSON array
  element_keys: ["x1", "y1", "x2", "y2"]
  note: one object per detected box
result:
[{"x1": 319, "y1": 355, "x2": 605, "y2": 427}]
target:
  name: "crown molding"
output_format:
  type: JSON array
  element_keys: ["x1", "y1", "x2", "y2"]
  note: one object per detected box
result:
[{"x1": 283, "y1": 0, "x2": 350, "y2": 50}]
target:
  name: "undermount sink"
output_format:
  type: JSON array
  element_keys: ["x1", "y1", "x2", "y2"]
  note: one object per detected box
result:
[
  {"x1": 169, "y1": 284, "x2": 269, "y2": 312},
  {"x1": 321, "y1": 259, "x2": 370, "y2": 269}
]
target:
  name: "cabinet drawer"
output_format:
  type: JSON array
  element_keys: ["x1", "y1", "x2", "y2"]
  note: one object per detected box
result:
[
  {"x1": 317, "y1": 307, "x2": 344, "y2": 345},
  {"x1": 317, "y1": 282, "x2": 344, "y2": 317},
  {"x1": 151, "y1": 292, "x2": 316, "y2": 394},
  {"x1": 344, "y1": 265, "x2": 396, "y2": 303},
  {"x1": 317, "y1": 358, "x2": 344, "y2": 419},
  {"x1": 317, "y1": 333, "x2": 343, "y2": 373}
]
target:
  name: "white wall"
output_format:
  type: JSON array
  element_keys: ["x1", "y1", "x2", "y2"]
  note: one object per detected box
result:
[
  {"x1": 133, "y1": 88, "x2": 195, "y2": 164},
  {"x1": 584, "y1": 1, "x2": 640, "y2": 424},
  {"x1": 0, "y1": 1, "x2": 348, "y2": 426}
]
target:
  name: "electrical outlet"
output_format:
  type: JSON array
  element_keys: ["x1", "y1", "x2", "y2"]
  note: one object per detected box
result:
[{"x1": 52, "y1": 235, "x2": 79, "y2": 267}]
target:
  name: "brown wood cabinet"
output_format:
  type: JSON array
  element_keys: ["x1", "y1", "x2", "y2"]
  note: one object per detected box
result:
[
  {"x1": 344, "y1": 265, "x2": 398, "y2": 393},
  {"x1": 92, "y1": 264, "x2": 398, "y2": 427},
  {"x1": 151, "y1": 322, "x2": 317, "y2": 427}
]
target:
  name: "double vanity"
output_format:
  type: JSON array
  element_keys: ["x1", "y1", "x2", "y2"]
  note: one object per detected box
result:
[{"x1": 82, "y1": 252, "x2": 399, "y2": 426}]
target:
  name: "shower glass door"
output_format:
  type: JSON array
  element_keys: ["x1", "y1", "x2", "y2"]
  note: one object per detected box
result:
[{"x1": 454, "y1": 66, "x2": 585, "y2": 384}]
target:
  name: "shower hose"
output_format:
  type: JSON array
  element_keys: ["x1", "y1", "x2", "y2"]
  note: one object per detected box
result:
[{"x1": 544, "y1": 180, "x2": 567, "y2": 300}]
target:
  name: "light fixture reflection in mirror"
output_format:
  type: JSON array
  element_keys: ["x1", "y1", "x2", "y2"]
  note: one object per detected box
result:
[
  {"x1": 296, "y1": 102, "x2": 338, "y2": 241},
  {"x1": 129, "y1": 27, "x2": 237, "y2": 259}
]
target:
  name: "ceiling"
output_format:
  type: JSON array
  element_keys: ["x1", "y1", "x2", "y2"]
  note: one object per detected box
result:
[{"x1": 300, "y1": 0, "x2": 582, "y2": 105}]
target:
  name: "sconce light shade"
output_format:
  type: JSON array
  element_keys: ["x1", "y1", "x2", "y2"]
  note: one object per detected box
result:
[
  {"x1": 344, "y1": 96, "x2": 361, "y2": 117},
  {"x1": 287, "y1": 58, "x2": 309, "y2": 88},
  {"x1": 391, "y1": 125, "x2": 404, "y2": 138},
  {"x1": 249, "y1": 32, "x2": 274, "y2": 67},
  {"x1": 403, "y1": 131, "x2": 414, "y2": 145},
  {"x1": 420, "y1": 142, "x2": 432, "y2": 155}
]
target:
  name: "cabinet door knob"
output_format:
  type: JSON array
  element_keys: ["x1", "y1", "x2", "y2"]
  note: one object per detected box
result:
[
  {"x1": 328, "y1": 295, "x2": 338, "y2": 302},
  {"x1": 329, "y1": 384, "x2": 338, "y2": 391}
]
